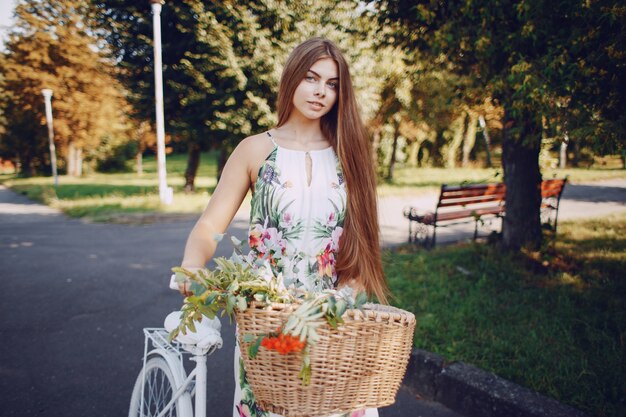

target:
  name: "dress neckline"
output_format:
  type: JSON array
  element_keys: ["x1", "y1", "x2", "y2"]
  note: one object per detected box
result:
[{"x1": 266, "y1": 131, "x2": 333, "y2": 154}]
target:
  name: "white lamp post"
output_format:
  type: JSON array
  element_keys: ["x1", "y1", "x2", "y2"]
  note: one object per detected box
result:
[
  {"x1": 150, "y1": 0, "x2": 173, "y2": 205},
  {"x1": 41, "y1": 89, "x2": 59, "y2": 188}
]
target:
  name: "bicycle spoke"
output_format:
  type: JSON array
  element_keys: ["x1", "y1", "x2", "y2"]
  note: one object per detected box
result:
[
  {"x1": 137, "y1": 365, "x2": 177, "y2": 417},
  {"x1": 130, "y1": 350, "x2": 192, "y2": 417}
]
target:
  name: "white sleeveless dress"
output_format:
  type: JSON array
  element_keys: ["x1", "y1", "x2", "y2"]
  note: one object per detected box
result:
[{"x1": 233, "y1": 132, "x2": 378, "y2": 417}]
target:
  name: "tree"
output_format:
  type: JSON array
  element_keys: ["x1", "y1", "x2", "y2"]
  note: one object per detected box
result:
[
  {"x1": 0, "y1": 0, "x2": 129, "y2": 176},
  {"x1": 377, "y1": 0, "x2": 625, "y2": 249},
  {"x1": 92, "y1": 0, "x2": 281, "y2": 190},
  {"x1": 93, "y1": 0, "x2": 389, "y2": 189}
]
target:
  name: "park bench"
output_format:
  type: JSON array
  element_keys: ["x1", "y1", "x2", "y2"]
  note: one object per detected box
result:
[
  {"x1": 403, "y1": 178, "x2": 567, "y2": 246},
  {"x1": 539, "y1": 178, "x2": 568, "y2": 234}
]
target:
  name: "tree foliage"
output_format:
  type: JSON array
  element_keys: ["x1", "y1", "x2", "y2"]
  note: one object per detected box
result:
[
  {"x1": 378, "y1": 0, "x2": 624, "y2": 151},
  {"x1": 0, "y1": 0, "x2": 130, "y2": 176},
  {"x1": 376, "y1": 0, "x2": 625, "y2": 249},
  {"x1": 91, "y1": 0, "x2": 283, "y2": 185},
  {"x1": 92, "y1": 0, "x2": 387, "y2": 187},
  {"x1": 1, "y1": 0, "x2": 126, "y2": 173}
]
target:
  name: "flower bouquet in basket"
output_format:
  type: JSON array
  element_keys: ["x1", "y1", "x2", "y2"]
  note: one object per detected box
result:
[{"x1": 170, "y1": 235, "x2": 416, "y2": 417}]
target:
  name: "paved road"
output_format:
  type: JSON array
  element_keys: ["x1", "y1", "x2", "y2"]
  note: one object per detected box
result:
[{"x1": 0, "y1": 186, "x2": 460, "y2": 417}]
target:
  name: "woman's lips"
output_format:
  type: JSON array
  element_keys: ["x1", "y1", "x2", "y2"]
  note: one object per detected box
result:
[{"x1": 307, "y1": 101, "x2": 324, "y2": 110}]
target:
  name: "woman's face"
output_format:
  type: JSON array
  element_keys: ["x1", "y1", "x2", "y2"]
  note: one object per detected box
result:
[{"x1": 291, "y1": 57, "x2": 339, "y2": 121}]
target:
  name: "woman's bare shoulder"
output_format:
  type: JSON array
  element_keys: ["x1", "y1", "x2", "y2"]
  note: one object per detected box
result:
[
  {"x1": 231, "y1": 132, "x2": 274, "y2": 180},
  {"x1": 235, "y1": 132, "x2": 274, "y2": 157}
]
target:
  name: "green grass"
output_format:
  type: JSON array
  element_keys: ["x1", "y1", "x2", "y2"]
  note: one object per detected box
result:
[
  {"x1": 377, "y1": 164, "x2": 625, "y2": 196},
  {"x1": 385, "y1": 214, "x2": 626, "y2": 417},
  {"x1": 1, "y1": 152, "x2": 220, "y2": 221},
  {"x1": 2, "y1": 152, "x2": 624, "y2": 219}
]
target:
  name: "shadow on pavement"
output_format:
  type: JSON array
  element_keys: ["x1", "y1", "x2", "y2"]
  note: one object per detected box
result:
[{"x1": 562, "y1": 184, "x2": 626, "y2": 204}]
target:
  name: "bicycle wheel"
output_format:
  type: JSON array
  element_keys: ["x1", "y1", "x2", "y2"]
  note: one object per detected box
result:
[{"x1": 129, "y1": 355, "x2": 193, "y2": 417}]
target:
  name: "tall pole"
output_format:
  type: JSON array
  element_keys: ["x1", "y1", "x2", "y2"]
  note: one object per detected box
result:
[
  {"x1": 41, "y1": 89, "x2": 59, "y2": 188},
  {"x1": 150, "y1": 0, "x2": 172, "y2": 205}
]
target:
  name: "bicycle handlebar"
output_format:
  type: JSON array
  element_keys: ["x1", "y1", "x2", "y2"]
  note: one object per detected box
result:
[{"x1": 169, "y1": 274, "x2": 179, "y2": 291}]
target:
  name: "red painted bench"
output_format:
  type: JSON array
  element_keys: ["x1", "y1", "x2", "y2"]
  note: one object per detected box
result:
[
  {"x1": 540, "y1": 178, "x2": 568, "y2": 234},
  {"x1": 403, "y1": 178, "x2": 567, "y2": 246}
]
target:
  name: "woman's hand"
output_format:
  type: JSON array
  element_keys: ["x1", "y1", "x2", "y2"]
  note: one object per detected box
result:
[
  {"x1": 178, "y1": 280, "x2": 193, "y2": 297},
  {"x1": 337, "y1": 278, "x2": 365, "y2": 293},
  {"x1": 170, "y1": 267, "x2": 205, "y2": 297}
]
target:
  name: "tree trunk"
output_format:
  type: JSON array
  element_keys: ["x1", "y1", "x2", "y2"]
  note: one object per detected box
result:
[
  {"x1": 478, "y1": 115, "x2": 493, "y2": 168},
  {"x1": 417, "y1": 145, "x2": 429, "y2": 167},
  {"x1": 136, "y1": 152, "x2": 143, "y2": 176},
  {"x1": 559, "y1": 133, "x2": 568, "y2": 169},
  {"x1": 501, "y1": 113, "x2": 543, "y2": 250},
  {"x1": 68, "y1": 143, "x2": 76, "y2": 176},
  {"x1": 184, "y1": 143, "x2": 201, "y2": 193},
  {"x1": 407, "y1": 141, "x2": 417, "y2": 167},
  {"x1": 386, "y1": 120, "x2": 400, "y2": 181},
  {"x1": 19, "y1": 155, "x2": 33, "y2": 177},
  {"x1": 372, "y1": 129, "x2": 383, "y2": 177},
  {"x1": 570, "y1": 140, "x2": 580, "y2": 167},
  {"x1": 445, "y1": 113, "x2": 466, "y2": 168},
  {"x1": 462, "y1": 112, "x2": 478, "y2": 167},
  {"x1": 66, "y1": 143, "x2": 83, "y2": 177},
  {"x1": 431, "y1": 128, "x2": 445, "y2": 167},
  {"x1": 75, "y1": 147, "x2": 83, "y2": 177}
]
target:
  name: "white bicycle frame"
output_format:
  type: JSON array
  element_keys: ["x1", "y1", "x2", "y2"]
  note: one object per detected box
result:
[{"x1": 140, "y1": 328, "x2": 217, "y2": 417}]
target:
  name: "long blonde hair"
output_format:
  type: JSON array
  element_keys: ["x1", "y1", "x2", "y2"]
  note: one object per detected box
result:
[{"x1": 276, "y1": 38, "x2": 389, "y2": 303}]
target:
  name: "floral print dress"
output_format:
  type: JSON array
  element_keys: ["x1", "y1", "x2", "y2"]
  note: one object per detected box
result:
[{"x1": 233, "y1": 132, "x2": 378, "y2": 417}]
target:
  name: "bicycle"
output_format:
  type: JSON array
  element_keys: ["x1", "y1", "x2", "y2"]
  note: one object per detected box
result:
[{"x1": 128, "y1": 278, "x2": 223, "y2": 417}]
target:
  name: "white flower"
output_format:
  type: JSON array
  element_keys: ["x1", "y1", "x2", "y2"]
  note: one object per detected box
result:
[
  {"x1": 331, "y1": 226, "x2": 343, "y2": 251},
  {"x1": 279, "y1": 212, "x2": 293, "y2": 229},
  {"x1": 257, "y1": 260, "x2": 274, "y2": 283}
]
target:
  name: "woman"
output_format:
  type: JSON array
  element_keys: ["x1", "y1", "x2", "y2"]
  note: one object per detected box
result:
[{"x1": 179, "y1": 38, "x2": 388, "y2": 417}]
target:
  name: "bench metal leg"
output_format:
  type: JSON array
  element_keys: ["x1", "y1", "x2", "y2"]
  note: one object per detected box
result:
[{"x1": 553, "y1": 207, "x2": 560, "y2": 237}]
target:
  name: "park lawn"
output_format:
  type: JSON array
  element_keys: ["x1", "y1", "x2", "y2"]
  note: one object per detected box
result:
[
  {"x1": 1, "y1": 151, "x2": 624, "y2": 219},
  {"x1": 385, "y1": 213, "x2": 626, "y2": 417},
  {"x1": 1, "y1": 152, "x2": 220, "y2": 221}
]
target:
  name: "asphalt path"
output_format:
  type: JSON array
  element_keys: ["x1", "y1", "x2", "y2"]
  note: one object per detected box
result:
[{"x1": 0, "y1": 186, "x2": 460, "y2": 417}]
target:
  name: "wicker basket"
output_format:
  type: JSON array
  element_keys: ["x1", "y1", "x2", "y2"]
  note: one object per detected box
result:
[{"x1": 235, "y1": 302, "x2": 416, "y2": 417}]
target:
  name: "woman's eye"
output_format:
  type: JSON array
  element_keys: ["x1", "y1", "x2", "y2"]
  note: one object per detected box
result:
[
  {"x1": 327, "y1": 82, "x2": 338, "y2": 89},
  {"x1": 305, "y1": 75, "x2": 315, "y2": 82}
]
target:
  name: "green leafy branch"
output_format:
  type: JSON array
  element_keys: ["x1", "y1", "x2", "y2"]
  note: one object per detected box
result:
[{"x1": 168, "y1": 234, "x2": 369, "y2": 385}]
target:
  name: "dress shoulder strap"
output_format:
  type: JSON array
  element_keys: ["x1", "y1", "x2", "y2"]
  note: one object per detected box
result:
[{"x1": 266, "y1": 131, "x2": 279, "y2": 147}]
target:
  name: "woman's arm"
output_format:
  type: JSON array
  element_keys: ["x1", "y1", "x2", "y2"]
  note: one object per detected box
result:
[{"x1": 180, "y1": 139, "x2": 256, "y2": 271}]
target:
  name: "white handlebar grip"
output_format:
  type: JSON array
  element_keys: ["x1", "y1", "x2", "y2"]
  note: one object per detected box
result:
[{"x1": 169, "y1": 274, "x2": 179, "y2": 291}]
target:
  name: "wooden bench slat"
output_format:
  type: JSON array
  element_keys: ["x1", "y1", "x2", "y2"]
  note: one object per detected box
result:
[
  {"x1": 442, "y1": 183, "x2": 505, "y2": 192},
  {"x1": 438, "y1": 195, "x2": 505, "y2": 207},
  {"x1": 542, "y1": 184, "x2": 565, "y2": 192},
  {"x1": 542, "y1": 190, "x2": 562, "y2": 198},
  {"x1": 441, "y1": 189, "x2": 506, "y2": 199},
  {"x1": 435, "y1": 206, "x2": 504, "y2": 222},
  {"x1": 443, "y1": 185, "x2": 504, "y2": 194},
  {"x1": 406, "y1": 205, "x2": 505, "y2": 225}
]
